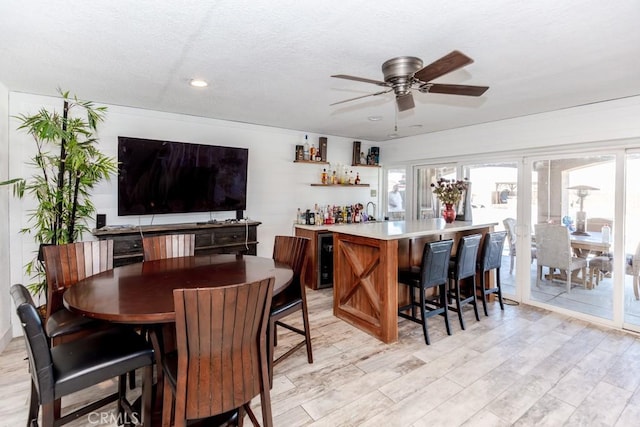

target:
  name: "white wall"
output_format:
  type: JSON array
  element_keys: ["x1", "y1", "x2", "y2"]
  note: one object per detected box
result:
[
  {"x1": 5, "y1": 92, "x2": 380, "y2": 340},
  {"x1": 0, "y1": 83, "x2": 11, "y2": 349},
  {"x1": 380, "y1": 96, "x2": 640, "y2": 163}
]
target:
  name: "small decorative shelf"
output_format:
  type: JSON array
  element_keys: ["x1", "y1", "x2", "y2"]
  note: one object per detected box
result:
[
  {"x1": 294, "y1": 160, "x2": 329, "y2": 165},
  {"x1": 351, "y1": 164, "x2": 381, "y2": 168},
  {"x1": 310, "y1": 183, "x2": 370, "y2": 187}
]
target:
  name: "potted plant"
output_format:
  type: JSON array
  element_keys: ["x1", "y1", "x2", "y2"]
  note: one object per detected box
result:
[{"x1": 1, "y1": 89, "x2": 117, "y2": 300}]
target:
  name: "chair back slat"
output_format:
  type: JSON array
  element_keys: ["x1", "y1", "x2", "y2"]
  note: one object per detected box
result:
[
  {"x1": 10, "y1": 284, "x2": 55, "y2": 404},
  {"x1": 173, "y1": 278, "x2": 274, "y2": 421},
  {"x1": 142, "y1": 234, "x2": 195, "y2": 261},
  {"x1": 43, "y1": 240, "x2": 114, "y2": 318},
  {"x1": 272, "y1": 235, "x2": 309, "y2": 278}
]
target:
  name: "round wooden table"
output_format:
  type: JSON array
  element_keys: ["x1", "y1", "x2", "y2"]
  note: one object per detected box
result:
[{"x1": 64, "y1": 254, "x2": 293, "y2": 324}]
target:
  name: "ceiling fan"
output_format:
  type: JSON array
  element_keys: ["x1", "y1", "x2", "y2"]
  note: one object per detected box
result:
[{"x1": 330, "y1": 50, "x2": 489, "y2": 112}]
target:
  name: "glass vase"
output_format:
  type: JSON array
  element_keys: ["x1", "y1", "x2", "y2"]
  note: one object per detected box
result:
[{"x1": 443, "y1": 203, "x2": 456, "y2": 223}]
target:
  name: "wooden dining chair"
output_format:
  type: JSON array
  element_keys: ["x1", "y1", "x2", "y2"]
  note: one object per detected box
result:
[
  {"x1": 42, "y1": 240, "x2": 114, "y2": 345},
  {"x1": 162, "y1": 279, "x2": 275, "y2": 427},
  {"x1": 141, "y1": 233, "x2": 195, "y2": 261},
  {"x1": 268, "y1": 235, "x2": 312, "y2": 383}
]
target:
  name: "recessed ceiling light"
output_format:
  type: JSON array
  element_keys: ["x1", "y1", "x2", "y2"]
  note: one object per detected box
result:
[
  {"x1": 409, "y1": 124, "x2": 423, "y2": 129},
  {"x1": 387, "y1": 133, "x2": 398, "y2": 138},
  {"x1": 367, "y1": 116, "x2": 383, "y2": 121},
  {"x1": 189, "y1": 79, "x2": 208, "y2": 88}
]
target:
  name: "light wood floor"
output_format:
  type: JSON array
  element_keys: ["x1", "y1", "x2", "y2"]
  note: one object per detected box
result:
[{"x1": 3, "y1": 287, "x2": 640, "y2": 426}]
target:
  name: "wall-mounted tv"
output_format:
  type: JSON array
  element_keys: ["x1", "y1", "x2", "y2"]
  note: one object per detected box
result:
[{"x1": 117, "y1": 137, "x2": 248, "y2": 216}]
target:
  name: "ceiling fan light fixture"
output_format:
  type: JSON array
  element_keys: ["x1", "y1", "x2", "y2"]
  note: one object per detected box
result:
[
  {"x1": 189, "y1": 79, "x2": 208, "y2": 88},
  {"x1": 330, "y1": 50, "x2": 488, "y2": 111}
]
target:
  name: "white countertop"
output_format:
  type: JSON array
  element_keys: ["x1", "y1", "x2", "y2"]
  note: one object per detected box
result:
[
  {"x1": 324, "y1": 219, "x2": 498, "y2": 241},
  {"x1": 294, "y1": 224, "x2": 332, "y2": 232}
]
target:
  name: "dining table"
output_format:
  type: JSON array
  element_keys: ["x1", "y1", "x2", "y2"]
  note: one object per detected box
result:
[
  {"x1": 569, "y1": 231, "x2": 611, "y2": 258},
  {"x1": 64, "y1": 253, "x2": 293, "y2": 323},
  {"x1": 63, "y1": 253, "x2": 293, "y2": 420}
]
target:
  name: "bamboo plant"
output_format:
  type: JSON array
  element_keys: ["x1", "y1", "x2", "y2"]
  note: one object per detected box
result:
[{"x1": 1, "y1": 89, "x2": 117, "y2": 298}]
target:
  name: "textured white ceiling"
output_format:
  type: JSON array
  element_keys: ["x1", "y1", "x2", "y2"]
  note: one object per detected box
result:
[{"x1": 1, "y1": 0, "x2": 639, "y2": 142}]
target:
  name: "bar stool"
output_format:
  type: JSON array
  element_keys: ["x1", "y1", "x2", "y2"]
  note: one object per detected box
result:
[
  {"x1": 448, "y1": 234, "x2": 482, "y2": 330},
  {"x1": 477, "y1": 231, "x2": 507, "y2": 316},
  {"x1": 397, "y1": 239, "x2": 454, "y2": 345}
]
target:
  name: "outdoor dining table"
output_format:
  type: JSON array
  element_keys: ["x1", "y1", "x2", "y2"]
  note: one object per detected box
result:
[{"x1": 63, "y1": 253, "x2": 293, "y2": 419}]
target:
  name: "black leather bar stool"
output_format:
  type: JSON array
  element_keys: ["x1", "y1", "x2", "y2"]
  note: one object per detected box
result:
[
  {"x1": 398, "y1": 239, "x2": 454, "y2": 345},
  {"x1": 448, "y1": 234, "x2": 482, "y2": 330},
  {"x1": 477, "y1": 231, "x2": 507, "y2": 316}
]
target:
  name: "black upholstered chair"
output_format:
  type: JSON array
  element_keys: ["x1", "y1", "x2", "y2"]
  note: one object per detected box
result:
[
  {"x1": 398, "y1": 239, "x2": 454, "y2": 345},
  {"x1": 448, "y1": 234, "x2": 482, "y2": 330},
  {"x1": 10, "y1": 284, "x2": 154, "y2": 427},
  {"x1": 477, "y1": 231, "x2": 507, "y2": 316}
]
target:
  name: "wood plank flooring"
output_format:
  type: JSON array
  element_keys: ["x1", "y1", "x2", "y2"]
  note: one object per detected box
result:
[{"x1": 3, "y1": 288, "x2": 640, "y2": 426}]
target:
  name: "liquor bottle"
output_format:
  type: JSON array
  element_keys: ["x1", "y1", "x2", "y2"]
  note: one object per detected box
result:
[
  {"x1": 348, "y1": 170, "x2": 354, "y2": 185},
  {"x1": 297, "y1": 208, "x2": 302, "y2": 224},
  {"x1": 355, "y1": 172, "x2": 361, "y2": 185},
  {"x1": 321, "y1": 168, "x2": 328, "y2": 184},
  {"x1": 309, "y1": 144, "x2": 316, "y2": 161},
  {"x1": 303, "y1": 135, "x2": 310, "y2": 160},
  {"x1": 331, "y1": 170, "x2": 337, "y2": 185}
]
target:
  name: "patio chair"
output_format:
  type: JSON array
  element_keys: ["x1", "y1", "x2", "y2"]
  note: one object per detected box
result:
[
  {"x1": 588, "y1": 240, "x2": 640, "y2": 299},
  {"x1": 534, "y1": 224, "x2": 587, "y2": 293},
  {"x1": 503, "y1": 217, "x2": 536, "y2": 274}
]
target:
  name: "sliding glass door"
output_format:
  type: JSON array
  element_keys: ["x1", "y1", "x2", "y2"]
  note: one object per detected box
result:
[
  {"x1": 528, "y1": 154, "x2": 616, "y2": 321},
  {"x1": 624, "y1": 152, "x2": 640, "y2": 330},
  {"x1": 463, "y1": 163, "x2": 519, "y2": 296}
]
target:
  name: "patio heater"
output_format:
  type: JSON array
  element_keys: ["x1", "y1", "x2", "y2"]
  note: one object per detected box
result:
[{"x1": 567, "y1": 185, "x2": 599, "y2": 235}]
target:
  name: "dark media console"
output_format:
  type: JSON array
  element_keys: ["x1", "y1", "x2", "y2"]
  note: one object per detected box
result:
[{"x1": 93, "y1": 220, "x2": 260, "y2": 266}]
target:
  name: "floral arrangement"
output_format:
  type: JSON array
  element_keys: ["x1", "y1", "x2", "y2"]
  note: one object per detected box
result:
[{"x1": 431, "y1": 178, "x2": 469, "y2": 205}]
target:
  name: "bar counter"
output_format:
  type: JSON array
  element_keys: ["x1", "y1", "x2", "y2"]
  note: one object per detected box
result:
[{"x1": 327, "y1": 219, "x2": 497, "y2": 343}]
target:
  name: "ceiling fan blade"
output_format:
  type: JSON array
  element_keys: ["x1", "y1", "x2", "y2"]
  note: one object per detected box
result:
[
  {"x1": 396, "y1": 93, "x2": 415, "y2": 112},
  {"x1": 414, "y1": 50, "x2": 474, "y2": 83},
  {"x1": 422, "y1": 83, "x2": 489, "y2": 96},
  {"x1": 330, "y1": 89, "x2": 392, "y2": 106},
  {"x1": 331, "y1": 74, "x2": 389, "y2": 87}
]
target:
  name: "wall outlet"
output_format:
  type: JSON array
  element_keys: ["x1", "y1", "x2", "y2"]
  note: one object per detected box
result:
[{"x1": 370, "y1": 189, "x2": 377, "y2": 197}]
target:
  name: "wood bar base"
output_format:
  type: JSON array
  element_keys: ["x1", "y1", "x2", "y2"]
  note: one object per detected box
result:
[
  {"x1": 333, "y1": 233, "x2": 398, "y2": 343},
  {"x1": 330, "y1": 220, "x2": 496, "y2": 343}
]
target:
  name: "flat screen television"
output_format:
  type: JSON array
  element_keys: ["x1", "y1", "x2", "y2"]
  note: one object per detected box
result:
[{"x1": 117, "y1": 137, "x2": 248, "y2": 216}]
